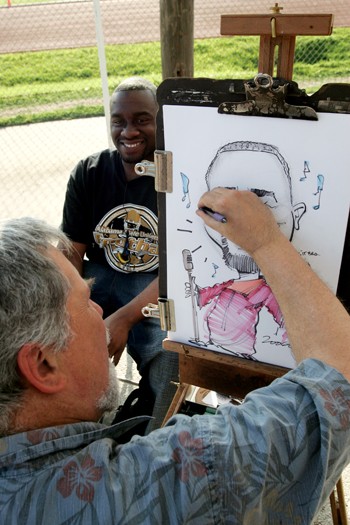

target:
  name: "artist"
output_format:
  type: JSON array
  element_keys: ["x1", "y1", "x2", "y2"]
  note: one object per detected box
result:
[{"x1": 0, "y1": 188, "x2": 349, "y2": 524}]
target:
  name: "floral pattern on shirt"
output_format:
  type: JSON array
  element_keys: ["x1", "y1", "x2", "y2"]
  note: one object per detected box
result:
[
  {"x1": 0, "y1": 360, "x2": 350, "y2": 524},
  {"x1": 172, "y1": 430, "x2": 207, "y2": 482},
  {"x1": 319, "y1": 387, "x2": 350, "y2": 429},
  {"x1": 57, "y1": 453, "x2": 103, "y2": 503},
  {"x1": 27, "y1": 428, "x2": 61, "y2": 445}
]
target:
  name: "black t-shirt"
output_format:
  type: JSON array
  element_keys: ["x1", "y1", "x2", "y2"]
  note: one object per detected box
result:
[{"x1": 61, "y1": 149, "x2": 158, "y2": 274}]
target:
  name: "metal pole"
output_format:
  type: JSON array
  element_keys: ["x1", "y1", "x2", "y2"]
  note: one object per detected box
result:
[{"x1": 92, "y1": 0, "x2": 113, "y2": 150}]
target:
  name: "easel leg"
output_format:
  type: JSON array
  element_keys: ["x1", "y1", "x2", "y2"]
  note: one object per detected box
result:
[
  {"x1": 258, "y1": 35, "x2": 296, "y2": 80},
  {"x1": 330, "y1": 477, "x2": 348, "y2": 525},
  {"x1": 162, "y1": 383, "x2": 190, "y2": 426}
]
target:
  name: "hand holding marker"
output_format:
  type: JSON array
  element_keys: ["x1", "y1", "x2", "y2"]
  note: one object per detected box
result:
[{"x1": 199, "y1": 206, "x2": 227, "y2": 224}]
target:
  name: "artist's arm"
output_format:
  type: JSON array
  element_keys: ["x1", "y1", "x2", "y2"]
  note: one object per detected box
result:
[
  {"x1": 197, "y1": 188, "x2": 350, "y2": 382},
  {"x1": 105, "y1": 276, "x2": 160, "y2": 364}
]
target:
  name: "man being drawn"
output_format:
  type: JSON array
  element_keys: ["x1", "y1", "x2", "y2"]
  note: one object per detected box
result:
[{"x1": 188, "y1": 141, "x2": 306, "y2": 358}]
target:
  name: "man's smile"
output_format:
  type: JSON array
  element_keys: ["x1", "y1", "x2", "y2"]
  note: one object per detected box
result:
[{"x1": 121, "y1": 141, "x2": 143, "y2": 149}]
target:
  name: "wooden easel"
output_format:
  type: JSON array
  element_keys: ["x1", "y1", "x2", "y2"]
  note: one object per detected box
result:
[
  {"x1": 220, "y1": 7, "x2": 346, "y2": 523},
  {"x1": 154, "y1": 5, "x2": 347, "y2": 524},
  {"x1": 221, "y1": 3, "x2": 333, "y2": 80},
  {"x1": 162, "y1": 340, "x2": 290, "y2": 422},
  {"x1": 135, "y1": 3, "x2": 350, "y2": 521}
]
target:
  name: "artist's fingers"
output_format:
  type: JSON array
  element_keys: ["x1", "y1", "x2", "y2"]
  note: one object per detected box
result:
[
  {"x1": 198, "y1": 187, "x2": 271, "y2": 224},
  {"x1": 197, "y1": 188, "x2": 281, "y2": 255},
  {"x1": 197, "y1": 187, "x2": 233, "y2": 210},
  {"x1": 196, "y1": 188, "x2": 241, "y2": 240},
  {"x1": 197, "y1": 188, "x2": 252, "y2": 229}
]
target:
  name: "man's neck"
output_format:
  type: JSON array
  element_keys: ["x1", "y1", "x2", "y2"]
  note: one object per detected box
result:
[
  {"x1": 122, "y1": 162, "x2": 139, "y2": 182},
  {"x1": 8, "y1": 392, "x2": 100, "y2": 436}
]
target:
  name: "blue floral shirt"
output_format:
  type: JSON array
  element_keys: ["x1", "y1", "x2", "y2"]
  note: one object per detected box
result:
[{"x1": 1, "y1": 359, "x2": 350, "y2": 524}]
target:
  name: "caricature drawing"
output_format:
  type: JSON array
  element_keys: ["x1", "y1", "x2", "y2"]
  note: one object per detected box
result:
[
  {"x1": 313, "y1": 174, "x2": 325, "y2": 210},
  {"x1": 184, "y1": 141, "x2": 307, "y2": 359},
  {"x1": 180, "y1": 172, "x2": 191, "y2": 208},
  {"x1": 183, "y1": 249, "x2": 199, "y2": 341},
  {"x1": 300, "y1": 160, "x2": 310, "y2": 181}
]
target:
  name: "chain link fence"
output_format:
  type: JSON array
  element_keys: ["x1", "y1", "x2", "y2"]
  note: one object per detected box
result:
[
  {"x1": 0, "y1": 0, "x2": 349, "y2": 226},
  {"x1": 1, "y1": 6, "x2": 349, "y2": 519}
]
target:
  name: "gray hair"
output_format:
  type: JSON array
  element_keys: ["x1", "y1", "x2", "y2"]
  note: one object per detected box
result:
[
  {"x1": 205, "y1": 140, "x2": 292, "y2": 202},
  {"x1": 0, "y1": 217, "x2": 72, "y2": 434},
  {"x1": 112, "y1": 76, "x2": 157, "y2": 101}
]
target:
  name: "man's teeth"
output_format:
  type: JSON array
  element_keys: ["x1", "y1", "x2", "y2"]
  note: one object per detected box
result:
[{"x1": 124, "y1": 143, "x2": 141, "y2": 149}]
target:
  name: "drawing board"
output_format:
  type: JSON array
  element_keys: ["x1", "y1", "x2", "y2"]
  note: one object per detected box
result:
[{"x1": 156, "y1": 78, "x2": 350, "y2": 369}]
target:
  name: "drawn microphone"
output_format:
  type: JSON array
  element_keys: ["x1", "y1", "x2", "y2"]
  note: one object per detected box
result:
[{"x1": 182, "y1": 249, "x2": 199, "y2": 341}]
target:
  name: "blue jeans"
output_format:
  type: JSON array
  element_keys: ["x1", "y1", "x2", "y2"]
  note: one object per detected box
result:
[{"x1": 83, "y1": 261, "x2": 178, "y2": 432}]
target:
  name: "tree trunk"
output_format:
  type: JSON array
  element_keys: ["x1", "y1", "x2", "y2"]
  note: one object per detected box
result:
[{"x1": 160, "y1": 0, "x2": 194, "y2": 78}]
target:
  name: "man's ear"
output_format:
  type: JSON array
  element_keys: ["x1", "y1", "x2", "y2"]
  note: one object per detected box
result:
[
  {"x1": 17, "y1": 344, "x2": 66, "y2": 394},
  {"x1": 293, "y1": 202, "x2": 307, "y2": 231}
]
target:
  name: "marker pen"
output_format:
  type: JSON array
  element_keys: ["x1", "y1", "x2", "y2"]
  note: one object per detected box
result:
[{"x1": 199, "y1": 206, "x2": 227, "y2": 224}]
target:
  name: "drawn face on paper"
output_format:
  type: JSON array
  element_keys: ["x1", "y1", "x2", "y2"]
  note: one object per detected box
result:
[{"x1": 205, "y1": 142, "x2": 306, "y2": 277}]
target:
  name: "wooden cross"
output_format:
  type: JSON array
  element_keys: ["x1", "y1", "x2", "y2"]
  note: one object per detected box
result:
[{"x1": 221, "y1": 3, "x2": 333, "y2": 80}]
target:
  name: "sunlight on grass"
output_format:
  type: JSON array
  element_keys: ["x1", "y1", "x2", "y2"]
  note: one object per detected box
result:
[{"x1": 1, "y1": 28, "x2": 349, "y2": 127}]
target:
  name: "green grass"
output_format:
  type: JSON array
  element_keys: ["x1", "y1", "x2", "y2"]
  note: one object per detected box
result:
[{"x1": 0, "y1": 28, "x2": 349, "y2": 127}]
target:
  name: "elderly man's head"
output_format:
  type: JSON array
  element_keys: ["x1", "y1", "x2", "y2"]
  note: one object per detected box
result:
[{"x1": 0, "y1": 218, "x2": 118, "y2": 435}]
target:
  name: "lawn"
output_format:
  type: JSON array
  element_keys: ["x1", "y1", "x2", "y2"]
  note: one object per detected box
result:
[{"x1": 0, "y1": 28, "x2": 349, "y2": 127}]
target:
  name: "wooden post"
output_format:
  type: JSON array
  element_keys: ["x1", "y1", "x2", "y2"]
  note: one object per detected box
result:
[{"x1": 160, "y1": 0, "x2": 194, "y2": 79}]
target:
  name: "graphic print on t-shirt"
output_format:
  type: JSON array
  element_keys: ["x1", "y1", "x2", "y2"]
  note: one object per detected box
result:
[{"x1": 93, "y1": 204, "x2": 158, "y2": 273}]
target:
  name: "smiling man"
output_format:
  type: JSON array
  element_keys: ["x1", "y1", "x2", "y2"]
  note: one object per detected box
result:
[{"x1": 61, "y1": 77, "x2": 178, "y2": 434}]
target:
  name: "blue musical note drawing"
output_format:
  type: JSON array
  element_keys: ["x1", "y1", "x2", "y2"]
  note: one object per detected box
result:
[
  {"x1": 180, "y1": 172, "x2": 191, "y2": 208},
  {"x1": 313, "y1": 174, "x2": 324, "y2": 210},
  {"x1": 300, "y1": 161, "x2": 310, "y2": 181},
  {"x1": 212, "y1": 263, "x2": 219, "y2": 278}
]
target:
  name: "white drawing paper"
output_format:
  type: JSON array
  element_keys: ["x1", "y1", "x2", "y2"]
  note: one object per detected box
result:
[{"x1": 163, "y1": 105, "x2": 350, "y2": 368}]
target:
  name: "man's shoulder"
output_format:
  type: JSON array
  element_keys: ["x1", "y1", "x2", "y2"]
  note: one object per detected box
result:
[
  {"x1": 69, "y1": 148, "x2": 123, "y2": 181},
  {"x1": 77, "y1": 148, "x2": 120, "y2": 172}
]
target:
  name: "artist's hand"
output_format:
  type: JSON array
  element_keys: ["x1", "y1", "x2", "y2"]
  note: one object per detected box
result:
[
  {"x1": 104, "y1": 309, "x2": 132, "y2": 365},
  {"x1": 196, "y1": 188, "x2": 284, "y2": 258}
]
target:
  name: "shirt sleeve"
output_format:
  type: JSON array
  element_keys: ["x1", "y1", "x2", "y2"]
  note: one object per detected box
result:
[
  {"x1": 113, "y1": 358, "x2": 350, "y2": 524},
  {"x1": 200, "y1": 358, "x2": 350, "y2": 523},
  {"x1": 61, "y1": 159, "x2": 91, "y2": 244}
]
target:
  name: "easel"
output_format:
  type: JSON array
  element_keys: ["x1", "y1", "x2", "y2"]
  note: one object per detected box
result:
[
  {"x1": 140, "y1": 5, "x2": 348, "y2": 523},
  {"x1": 220, "y1": 3, "x2": 333, "y2": 81},
  {"x1": 162, "y1": 341, "x2": 290, "y2": 421},
  {"x1": 219, "y1": 7, "x2": 344, "y2": 523}
]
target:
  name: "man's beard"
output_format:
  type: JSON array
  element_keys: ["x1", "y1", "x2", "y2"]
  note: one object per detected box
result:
[
  {"x1": 206, "y1": 228, "x2": 260, "y2": 275},
  {"x1": 221, "y1": 237, "x2": 260, "y2": 274},
  {"x1": 122, "y1": 154, "x2": 144, "y2": 164},
  {"x1": 96, "y1": 329, "x2": 120, "y2": 417},
  {"x1": 96, "y1": 361, "x2": 120, "y2": 417}
]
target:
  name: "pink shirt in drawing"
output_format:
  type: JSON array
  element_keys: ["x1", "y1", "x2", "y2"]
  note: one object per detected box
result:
[{"x1": 197, "y1": 278, "x2": 286, "y2": 355}]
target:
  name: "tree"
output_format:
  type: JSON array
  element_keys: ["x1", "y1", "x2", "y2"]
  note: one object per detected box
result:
[{"x1": 160, "y1": 0, "x2": 194, "y2": 78}]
